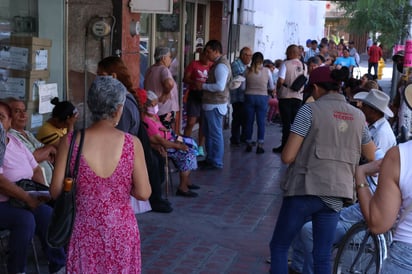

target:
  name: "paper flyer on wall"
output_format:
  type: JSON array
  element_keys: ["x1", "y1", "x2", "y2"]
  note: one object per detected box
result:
[{"x1": 38, "y1": 83, "x2": 58, "y2": 114}]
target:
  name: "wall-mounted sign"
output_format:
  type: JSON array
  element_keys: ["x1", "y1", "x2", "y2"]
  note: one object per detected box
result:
[{"x1": 129, "y1": 0, "x2": 173, "y2": 14}]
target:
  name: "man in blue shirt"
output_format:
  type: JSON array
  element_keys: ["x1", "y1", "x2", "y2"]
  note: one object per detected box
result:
[
  {"x1": 230, "y1": 47, "x2": 252, "y2": 146},
  {"x1": 196, "y1": 40, "x2": 231, "y2": 169}
]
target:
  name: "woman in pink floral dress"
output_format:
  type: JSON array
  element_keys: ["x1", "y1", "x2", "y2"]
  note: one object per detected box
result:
[{"x1": 50, "y1": 76, "x2": 151, "y2": 273}]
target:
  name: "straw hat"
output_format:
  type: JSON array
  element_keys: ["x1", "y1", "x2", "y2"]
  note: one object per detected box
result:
[{"x1": 353, "y1": 89, "x2": 393, "y2": 117}]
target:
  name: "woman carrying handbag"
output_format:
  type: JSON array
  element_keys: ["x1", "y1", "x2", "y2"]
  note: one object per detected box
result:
[{"x1": 49, "y1": 76, "x2": 151, "y2": 273}]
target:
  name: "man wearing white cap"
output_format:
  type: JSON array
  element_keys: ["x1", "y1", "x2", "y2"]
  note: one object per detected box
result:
[{"x1": 354, "y1": 89, "x2": 397, "y2": 151}]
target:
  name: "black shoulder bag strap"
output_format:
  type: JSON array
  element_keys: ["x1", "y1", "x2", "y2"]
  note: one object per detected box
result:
[
  {"x1": 65, "y1": 130, "x2": 77, "y2": 179},
  {"x1": 72, "y1": 129, "x2": 85, "y2": 181},
  {"x1": 301, "y1": 59, "x2": 306, "y2": 74},
  {"x1": 65, "y1": 129, "x2": 85, "y2": 181}
]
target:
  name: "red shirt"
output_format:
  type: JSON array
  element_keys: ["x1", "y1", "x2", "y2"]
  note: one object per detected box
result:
[
  {"x1": 368, "y1": 45, "x2": 382, "y2": 63},
  {"x1": 184, "y1": 60, "x2": 211, "y2": 90}
]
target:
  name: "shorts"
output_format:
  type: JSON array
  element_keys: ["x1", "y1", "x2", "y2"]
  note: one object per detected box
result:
[{"x1": 186, "y1": 90, "x2": 202, "y2": 117}]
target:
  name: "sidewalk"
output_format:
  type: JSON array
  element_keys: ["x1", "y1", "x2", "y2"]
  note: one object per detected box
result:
[
  {"x1": 23, "y1": 124, "x2": 283, "y2": 274},
  {"x1": 138, "y1": 124, "x2": 284, "y2": 274}
]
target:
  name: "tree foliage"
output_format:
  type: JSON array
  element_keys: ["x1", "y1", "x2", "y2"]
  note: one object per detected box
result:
[{"x1": 335, "y1": 0, "x2": 412, "y2": 49}]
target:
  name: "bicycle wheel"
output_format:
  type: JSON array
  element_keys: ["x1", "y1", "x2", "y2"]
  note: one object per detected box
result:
[{"x1": 333, "y1": 221, "x2": 381, "y2": 274}]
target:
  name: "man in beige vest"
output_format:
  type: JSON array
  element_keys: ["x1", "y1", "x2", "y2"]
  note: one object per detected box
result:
[
  {"x1": 196, "y1": 40, "x2": 231, "y2": 169},
  {"x1": 273, "y1": 44, "x2": 306, "y2": 153}
]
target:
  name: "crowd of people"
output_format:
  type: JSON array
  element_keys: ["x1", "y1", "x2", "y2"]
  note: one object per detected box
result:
[
  {"x1": 264, "y1": 39, "x2": 412, "y2": 274},
  {"x1": 1, "y1": 35, "x2": 412, "y2": 273}
]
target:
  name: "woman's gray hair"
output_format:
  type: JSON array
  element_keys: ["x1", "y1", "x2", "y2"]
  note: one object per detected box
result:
[
  {"x1": 87, "y1": 76, "x2": 127, "y2": 122},
  {"x1": 146, "y1": 90, "x2": 158, "y2": 106},
  {"x1": 154, "y1": 47, "x2": 171, "y2": 63}
]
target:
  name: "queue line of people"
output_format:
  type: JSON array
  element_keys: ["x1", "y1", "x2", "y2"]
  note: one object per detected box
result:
[{"x1": 267, "y1": 42, "x2": 412, "y2": 273}]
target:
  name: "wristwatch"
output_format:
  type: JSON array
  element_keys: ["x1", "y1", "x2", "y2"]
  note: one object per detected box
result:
[{"x1": 356, "y1": 183, "x2": 368, "y2": 189}]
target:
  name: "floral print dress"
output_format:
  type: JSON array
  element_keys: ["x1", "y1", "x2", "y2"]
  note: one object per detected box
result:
[{"x1": 66, "y1": 133, "x2": 141, "y2": 273}]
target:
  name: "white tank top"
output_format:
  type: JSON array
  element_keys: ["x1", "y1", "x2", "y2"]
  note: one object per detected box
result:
[{"x1": 394, "y1": 141, "x2": 412, "y2": 244}]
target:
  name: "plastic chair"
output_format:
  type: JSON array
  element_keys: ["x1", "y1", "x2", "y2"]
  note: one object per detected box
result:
[{"x1": 0, "y1": 228, "x2": 41, "y2": 274}]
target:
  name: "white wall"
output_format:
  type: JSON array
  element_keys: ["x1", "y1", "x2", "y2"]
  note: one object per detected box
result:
[{"x1": 252, "y1": 0, "x2": 326, "y2": 60}]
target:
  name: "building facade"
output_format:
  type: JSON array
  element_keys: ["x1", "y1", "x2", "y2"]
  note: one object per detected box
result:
[{"x1": 0, "y1": 0, "x2": 326, "y2": 131}]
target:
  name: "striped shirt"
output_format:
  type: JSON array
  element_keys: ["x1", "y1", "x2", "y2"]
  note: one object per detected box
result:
[{"x1": 291, "y1": 103, "x2": 372, "y2": 211}]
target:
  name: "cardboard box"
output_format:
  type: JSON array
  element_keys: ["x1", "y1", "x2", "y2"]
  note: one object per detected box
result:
[
  {"x1": 0, "y1": 36, "x2": 52, "y2": 70},
  {"x1": 9, "y1": 36, "x2": 52, "y2": 48},
  {"x1": 0, "y1": 69, "x2": 49, "y2": 100}
]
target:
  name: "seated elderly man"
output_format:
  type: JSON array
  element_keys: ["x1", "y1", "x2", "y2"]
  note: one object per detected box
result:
[
  {"x1": 6, "y1": 98, "x2": 55, "y2": 186},
  {"x1": 0, "y1": 102, "x2": 66, "y2": 274}
]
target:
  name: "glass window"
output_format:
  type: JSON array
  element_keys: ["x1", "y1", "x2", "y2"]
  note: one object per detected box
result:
[
  {"x1": 155, "y1": 1, "x2": 181, "y2": 82},
  {"x1": 0, "y1": 0, "x2": 65, "y2": 131},
  {"x1": 139, "y1": 13, "x2": 151, "y2": 88}
]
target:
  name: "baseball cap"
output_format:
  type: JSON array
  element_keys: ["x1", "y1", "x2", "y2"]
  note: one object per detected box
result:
[{"x1": 307, "y1": 66, "x2": 335, "y2": 86}]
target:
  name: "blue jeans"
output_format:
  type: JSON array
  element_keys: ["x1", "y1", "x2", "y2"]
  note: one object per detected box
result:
[
  {"x1": 381, "y1": 241, "x2": 412, "y2": 273},
  {"x1": 0, "y1": 202, "x2": 66, "y2": 273},
  {"x1": 244, "y1": 94, "x2": 268, "y2": 144},
  {"x1": 270, "y1": 196, "x2": 340, "y2": 274},
  {"x1": 290, "y1": 204, "x2": 363, "y2": 273},
  {"x1": 202, "y1": 108, "x2": 224, "y2": 168}
]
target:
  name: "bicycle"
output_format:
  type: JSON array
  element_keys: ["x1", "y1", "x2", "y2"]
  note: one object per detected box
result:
[
  {"x1": 333, "y1": 175, "x2": 393, "y2": 274},
  {"x1": 333, "y1": 220, "x2": 392, "y2": 274}
]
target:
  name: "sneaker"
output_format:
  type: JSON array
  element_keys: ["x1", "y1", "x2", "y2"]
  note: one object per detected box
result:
[{"x1": 197, "y1": 146, "x2": 205, "y2": 157}]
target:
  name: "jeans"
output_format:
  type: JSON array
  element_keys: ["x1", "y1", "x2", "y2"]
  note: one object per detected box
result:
[
  {"x1": 381, "y1": 241, "x2": 412, "y2": 273},
  {"x1": 270, "y1": 196, "x2": 340, "y2": 274},
  {"x1": 278, "y1": 98, "x2": 302, "y2": 147},
  {"x1": 368, "y1": 62, "x2": 378, "y2": 77},
  {"x1": 290, "y1": 204, "x2": 363, "y2": 273},
  {"x1": 202, "y1": 108, "x2": 224, "y2": 168},
  {"x1": 244, "y1": 94, "x2": 268, "y2": 144},
  {"x1": 290, "y1": 220, "x2": 349, "y2": 273},
  {"x1": 230, "y1": 102, "x2": 246, "y2": 144},
  {"x1": 0, "y1": 202, "x2": 66, "y2": 273}
]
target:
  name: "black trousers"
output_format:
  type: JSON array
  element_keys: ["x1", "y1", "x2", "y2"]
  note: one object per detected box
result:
[
  {"x1": 368, "y1": 62, "x2": 378, "y2": 78},
  {"x1": 138, "y1": 122, "x2": 165, "y2": 203},
  {"x1": 278, "y1": 98, "x2": 302, "y2": 147},
  {"x1": 230, "y1": 102, "x2": 246, "y2": 143}
]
